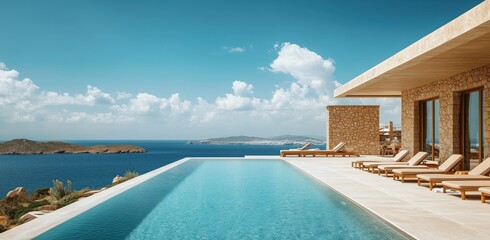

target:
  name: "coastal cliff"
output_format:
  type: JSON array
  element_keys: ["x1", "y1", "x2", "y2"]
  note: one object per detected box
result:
[{"x1": 0, "y1": 139, "x2": 146, "y2": 155}]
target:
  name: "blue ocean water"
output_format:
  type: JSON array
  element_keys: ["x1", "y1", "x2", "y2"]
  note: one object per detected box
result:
[
  {"x1": 0, "y1": 141, "x2": 316, "y2": 196},
  {"x1": 36, "y1": 159, "x2": 404, "y2": 240}
]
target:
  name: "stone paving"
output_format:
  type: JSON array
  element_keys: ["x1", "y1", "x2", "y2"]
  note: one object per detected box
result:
[{"x1": 283, "y1": 156, "x2": 490, "y2": 240}]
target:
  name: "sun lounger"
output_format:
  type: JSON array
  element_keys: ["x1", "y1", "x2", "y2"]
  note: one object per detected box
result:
[
  {"x1": 392, "y1": 154, "x2": 463, "y2": 182},
  {"x1": 479, "y1": 187, "x2": 490, "y2": 203},
  {"x1": 377, "y1": 152, "x2": 429, "y2": 176},
  {"x1": 442, "y1": 181, "x2": 490, "y2": 200},
  {"x1": 351, "y1": 150, "x2": 408, "y2": 169},
  {"x1": 280, "y1": 142, "x2": 359, "y2": 157},
  {"x1": 298, "y1": 142, "x2": 313, "y2": 150},
  {"x1": 286, "y1": 143, "x2": 319, "y2": 151},
  {"x1": 417, "y1": 157, "x2": 490, "y2": 190},
  {"x1": 363, "y1": 152, "x2": 427, "y2": 174}
]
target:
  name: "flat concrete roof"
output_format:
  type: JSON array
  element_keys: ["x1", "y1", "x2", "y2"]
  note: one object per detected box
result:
[{"x1": 335, "y1": 0, "x2": 490, "y2": 98}]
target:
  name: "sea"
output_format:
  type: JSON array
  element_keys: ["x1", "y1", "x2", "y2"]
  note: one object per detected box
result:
[{"x1": 0, "y1": 140, "x2": 322, "y2": 196}]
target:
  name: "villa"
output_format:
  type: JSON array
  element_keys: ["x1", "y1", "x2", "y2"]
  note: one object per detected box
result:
[
  {"x1": 2, "y1": 1, "x2": 490, "y2": 240},
  {"x1": 335, "y1": 0, "x2": 490, "y2": 170}
]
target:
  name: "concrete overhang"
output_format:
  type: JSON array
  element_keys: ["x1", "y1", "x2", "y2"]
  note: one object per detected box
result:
[{"x1": 335, "y1": 0, "x2": 490, "y2": 98}]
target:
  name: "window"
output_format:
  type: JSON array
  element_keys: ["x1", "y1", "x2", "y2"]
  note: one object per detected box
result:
[
  {"x1": 461, "y1": 88, "x2": 485, "y2": 170},
  {"x1": 420, "y1": 99, "x2": 440, "y2": 161}
]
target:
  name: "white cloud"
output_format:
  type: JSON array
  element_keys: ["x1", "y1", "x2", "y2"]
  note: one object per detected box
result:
[
  {"x1": 84, "y1": 85, "x2": 115, "y2": 105},
  {"x1": 223, "y1": 46, "x2": 245, "y2": 53},
  {"x1": 116, "y1": 91, "x2": 133, "y2": 100},
  {"x1": 0, "y1": 68, "x2": 39, "y2": 106},
  {"x1": 114, "y1": 93, "x2": 163, "y2": 114},
  {"x1": 39, "y1": 86, "x2": 114, "y2": 106},
  {"x1": 0, "y1": 42, "x2": 401, "y2": 138},
  {"x1": 111, "y1": 93, "x2": 191, "y2": 122},
  {"x1": 0, "y1": 63, "x2": 116, "y2": 123},
  {"x1": 232, "y1": 80, "x2": 253, "y2": 96},
  {"x1": 270, "y1": 42, "x2": 339, "y2": 96}
]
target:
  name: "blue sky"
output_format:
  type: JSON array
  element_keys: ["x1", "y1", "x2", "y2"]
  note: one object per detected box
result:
[{"x1": 0, "y1": 0, "x2": 483, "y2": 139}]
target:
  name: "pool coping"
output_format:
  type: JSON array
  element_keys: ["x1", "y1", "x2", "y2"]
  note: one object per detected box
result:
[
  {"x1": 0, "y1": 158, "x2": 194, "y2": 239},
  {"x1": 1, "y1": 156, "x2": 415, "y2": 239},
  {"x1": 283, "y1": 156, "x2": 490, "y2": 240}
]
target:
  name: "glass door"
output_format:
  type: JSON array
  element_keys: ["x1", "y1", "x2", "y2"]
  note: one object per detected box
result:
[
  {"x1": 420, "y1": 99, "x2": 440, "y2": 161},
  {"x1": 461, "y1": 89, "x2": 484, "y2": 170}
]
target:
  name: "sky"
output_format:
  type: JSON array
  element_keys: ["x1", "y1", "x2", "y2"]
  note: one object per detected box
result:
[{"x1": 0, "y1": 0, "x2": 483, "y2": 140}]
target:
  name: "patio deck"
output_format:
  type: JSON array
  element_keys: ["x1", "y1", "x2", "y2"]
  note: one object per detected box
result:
[{"x1": 282, "y1": 156, "x2": 490, "y2": 240}]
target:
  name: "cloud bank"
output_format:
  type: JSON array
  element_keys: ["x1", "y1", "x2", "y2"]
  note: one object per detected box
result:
[{"x1": 0, "y1": 42, "x2": 400, "y2": 139}]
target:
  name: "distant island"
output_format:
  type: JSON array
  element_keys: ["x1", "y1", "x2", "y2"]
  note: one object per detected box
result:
[
  {"x1": 0, "y1": 139, "x2": 146, "y2": 155},
  {"x1": 192, "y1": 135, "x2": 326, "y2": 145}
]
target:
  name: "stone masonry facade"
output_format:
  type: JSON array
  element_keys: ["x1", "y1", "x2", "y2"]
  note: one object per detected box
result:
[
  {"x1": 326, "y1": 105, "x2": 379, "y2": 155},
  {"x1": 402, "y1": 64, "x2": 490, "y2": 162}
]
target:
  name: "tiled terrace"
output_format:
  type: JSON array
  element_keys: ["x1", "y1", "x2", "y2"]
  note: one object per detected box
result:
[{"x1": 283, "y1": 156, "x2": 490, "y2": 240}]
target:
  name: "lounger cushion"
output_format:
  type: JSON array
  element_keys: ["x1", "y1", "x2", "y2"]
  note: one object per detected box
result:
[
  {"x1": 393, "y1": 150, "x2": 409, "y2": 161},
  {"x1": 478, "y1": 187, "x2": 490, "y2": 194},
  {"x1": 417, "y1": 174, "x2": 490, "y2": 182},
  {"x1": 363, "y1": 162, "x2": 408, "y2": 167},
  {"x1": 406, "y1": 152, "x2": 429, "y2": 166},
  {"x1": 379, "y1": 165, "x2": 428, "y2": 171},
  {"x1": 442, "y1": 180, "x2": 490, "y2": 190},
  {"x1": 352, "y1": 150, "x2": 409, "y2": 165},
  {"x1": 437, "y1": 154, "x2": 464, "y2": 171},
  {"x1": 352, "y1": 159, "x2": 393, "y2": 164},
  {"x1": 392, "y1": 168, "x2": 445, "y2": 175},
  {"x1": 468, "y1": 157, "x2": 490, "y2": 176},
  {"x1": 332, "y1": 142, "x2": 346, "y2": 152},
  {"x1": 299, "y1": 142, "x2": 313, "y2": 150}
]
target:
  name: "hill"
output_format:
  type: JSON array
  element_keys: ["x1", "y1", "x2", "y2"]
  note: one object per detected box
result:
[
  {"x1": 196, "y1": 135, "x2": 325, "y2": 145},
  {"x1": 0, "y1": 139, "x2": 146, "y2": 155}
]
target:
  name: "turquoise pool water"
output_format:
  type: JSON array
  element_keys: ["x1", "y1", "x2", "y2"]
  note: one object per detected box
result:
[{"x1": 36, "y1": 159, "x2": 405, "y2": 239}]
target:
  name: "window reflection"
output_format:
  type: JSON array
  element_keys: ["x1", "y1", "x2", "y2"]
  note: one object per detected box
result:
[
  {"x1": 462, "y1": 89, "x2": 484, "y2": 170},
  {"x1": 421, "y1": 99, "x2": 439, "y2": 161}
]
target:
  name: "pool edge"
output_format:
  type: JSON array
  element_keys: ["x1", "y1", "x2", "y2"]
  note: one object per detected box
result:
[
  {"x1": 281, "y1": 158, "x2": 417, "y2": 240},
  {"x1": 0, "y1": 157, "x2": 193, "y2": 240},
  {"x1": 1, "y1": 156, "x2": 414, "y2": 240}
]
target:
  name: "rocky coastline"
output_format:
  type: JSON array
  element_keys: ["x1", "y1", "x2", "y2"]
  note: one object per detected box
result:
[
  {"x1": 0, "y1": 171, "x2": 140, "y2": 233},
  {"x1": 0, "y1": 139, "x2": 146, "y2": 155}
]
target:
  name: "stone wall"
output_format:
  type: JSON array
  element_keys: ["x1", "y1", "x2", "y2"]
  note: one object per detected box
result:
[
  {"x1": 402, "y1": 64, "x2": 490, "y2": 162},
  {"x1": 326, "y1": 105, "x2": 379, "y2": 155}
]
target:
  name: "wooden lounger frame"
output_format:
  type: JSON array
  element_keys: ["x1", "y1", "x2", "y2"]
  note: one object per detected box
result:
[
  {"x1": 481, "y1": 190, "x2": 490, "y2": 203},
  {"x1": 418, "y1": 178, "x2": 446, "y2": 190},
  {"x1": 280, "y1": 150, "x2": 359, "y2": 157},
  {"x1": 442, "y1": 185, "x2": 481, "y2": 200},
  {"x1": 417, "y1": 171, "x2": 470, "y2": 190}
]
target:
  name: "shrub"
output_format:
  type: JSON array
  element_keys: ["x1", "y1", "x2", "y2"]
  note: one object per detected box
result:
[
  {"x1": 32, "y1": 188, "x2": 50, "y2": 200},
  {"x1": 49, "y1": 180, "x2": 72, "y2": 200},
  {"x1": 123, "y1": 171, "x2": 139, "y2": 180},
  {"x1": 14, "y1": 200, "x2": 49, "y2": 220}
]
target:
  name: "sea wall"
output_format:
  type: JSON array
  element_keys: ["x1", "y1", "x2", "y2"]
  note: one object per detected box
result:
[{"x1": 326, "y1": 105, "x2": 379, "y2": 155}]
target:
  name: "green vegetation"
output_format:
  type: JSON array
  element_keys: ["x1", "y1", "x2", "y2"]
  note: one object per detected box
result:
[
  {"x1": 0, "y1": 170, "x2": 140, "y2": 232},
  {"x1": 46, "y1": 180, "x2": 90, "y2": 207},
  {"x1": 13, "y1": 200, "x2": 49, "y2": 220},
  {"x1": 124, "y1": 170, "x2": 139, "y2": 180},
  {"x1": 49, "y1": 180, "x2": 72, "y2": 201},
  {"x1": 32, "y1": 188, "x2": 50, "y2": 199}
]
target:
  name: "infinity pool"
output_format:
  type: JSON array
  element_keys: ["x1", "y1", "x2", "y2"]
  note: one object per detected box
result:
[{"x1": 36, "y1": 159, "x2": 405, "y2": 239}]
